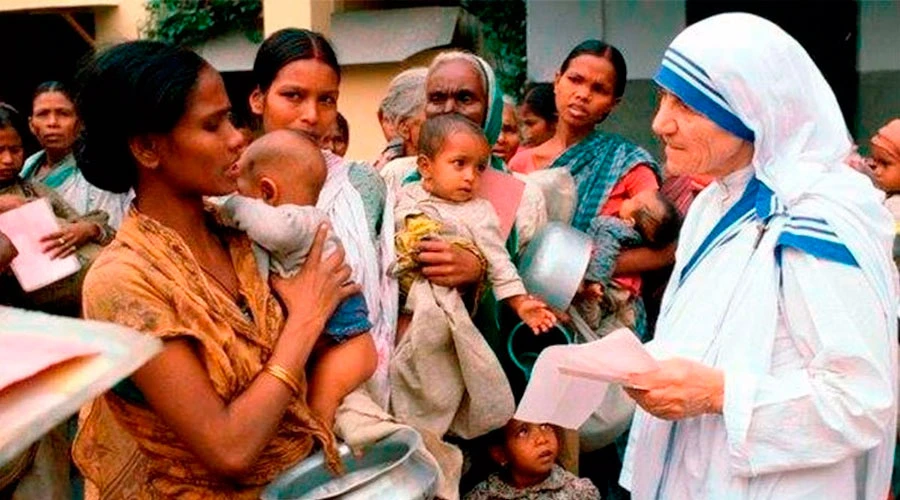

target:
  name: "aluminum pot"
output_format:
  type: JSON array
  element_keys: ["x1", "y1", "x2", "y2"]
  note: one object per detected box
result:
[
  {"x1": 261, "y1": 428, "x2": 437, "y2": 500},
  {"x1": 518, "y1": 222, "x2": 592, "y2": 310}
]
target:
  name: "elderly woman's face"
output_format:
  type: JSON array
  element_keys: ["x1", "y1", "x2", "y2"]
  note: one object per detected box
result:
[
  {"x1": 425, "y1": 60, "x2": 487, "y2": 126},
  {"x1": 652, "y1": 91, "x2": 754, "y2": 178}
]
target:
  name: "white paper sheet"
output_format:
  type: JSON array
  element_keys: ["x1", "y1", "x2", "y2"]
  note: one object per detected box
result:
[
  {"x1": 0, "y1": 199, "x2": 80, "y2": 292},
  {"x1": 514, "y1": 328, "x2": 658, "y2": 429},
  {"x1": 0, "y1": 307, "x2": 163, "y2": 465}
]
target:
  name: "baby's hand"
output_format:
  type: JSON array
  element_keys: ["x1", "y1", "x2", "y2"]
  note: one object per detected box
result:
[
  {"x1": 508, "y1": 295, "x2": 557, "y2": 334},
  {"x1": 580, "y1": 281, "x2": 604, "y2": 301}
]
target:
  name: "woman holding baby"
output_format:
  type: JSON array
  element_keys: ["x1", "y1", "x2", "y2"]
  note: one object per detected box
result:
[{"x1": 72, "y1": 41, "x2": 357, "y2": 498}]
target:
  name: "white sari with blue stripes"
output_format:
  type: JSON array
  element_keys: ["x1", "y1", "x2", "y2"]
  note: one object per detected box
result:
[{"x1": 621, "y1": 13, "x2": 899, "y2": 500}]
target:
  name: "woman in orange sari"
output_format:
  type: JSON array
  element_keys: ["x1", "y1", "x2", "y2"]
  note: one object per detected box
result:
[{"x1": 72, "y1": 41, "x2": 359, "y2": 498}]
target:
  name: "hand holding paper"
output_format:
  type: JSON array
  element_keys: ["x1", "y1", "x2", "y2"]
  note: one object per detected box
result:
[
  {"x1": 0, "y1": 199, "x2": 80, "y2": 292},
  {"x1": 515, "y1": 328, "x2": 657, "y2": 430},
  {"x1": 624, "y1": 358, "x2": 725, "y2": 420}
]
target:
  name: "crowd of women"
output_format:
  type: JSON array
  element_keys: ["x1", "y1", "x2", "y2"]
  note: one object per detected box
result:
[{"x1": 1, "y1": 11, "x2": 900, "y2": 500}]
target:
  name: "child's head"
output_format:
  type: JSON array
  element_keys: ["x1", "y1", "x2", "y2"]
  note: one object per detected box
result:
[
  {"x1": 870, "y1": 119, "x2": 900, "y2": 193},
  {"x1": 619, "y1": 190, "x2": 681, "y2": 248},
  {"x1": 0, "y1": 103, "x2": 27, "y2": 184},
  {"x1": 232, "y1": 129, "x2": 326, "y2": 206},
  {"x1": 416, "y1": 113, "x2": 490, "y2": 203},
  {"x1": 487, "y1": 419, "x2": 560, "y2": 487},
  {"x1": 321, "y1": 112, "x2": 349, "y2": 157}
]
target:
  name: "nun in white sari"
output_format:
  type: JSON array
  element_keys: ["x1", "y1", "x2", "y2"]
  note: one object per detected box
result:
[{"x1": 619, "y1": 13, "x2": 899, "y2": 500}]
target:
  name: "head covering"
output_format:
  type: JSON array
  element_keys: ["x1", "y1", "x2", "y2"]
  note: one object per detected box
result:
[
  {"x1": 428, "y1": 51, "x2": 504, "y2": 146},
  {"x1": 653, "y1": 14, "x2": 894, "y2": 297},
  {"x1": 872, "y1": 119, "x2": 900, "y2": 162}
]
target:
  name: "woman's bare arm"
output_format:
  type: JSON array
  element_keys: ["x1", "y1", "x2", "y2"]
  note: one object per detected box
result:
[
  {"x1": 127, "y1": 226, "x2": 359, "y2": 478},
  {"x1": 614, "y1": 242, "x2": 676, "y2": 275}
]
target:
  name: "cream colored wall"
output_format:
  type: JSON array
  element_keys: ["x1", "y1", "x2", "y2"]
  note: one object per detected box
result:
[
  {"x1": 340, "y1": 63, "x2": 398, "y2": 162},
  {"x1": 262, "y1": 0, "x2": 334, "y2": 36},
  {"x1": 0, "y1": 0, "x2": 117, "y2": 11},
  {"x1": 94, "y1": 0, "x2": 145, "y2": 45},
  {"x1": 339, "y1": 49, "x2": 440, "y2": 162}
]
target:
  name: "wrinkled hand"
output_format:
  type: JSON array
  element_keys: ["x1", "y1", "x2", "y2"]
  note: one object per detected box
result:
[
  {"x1": 508, "y1": 295, "x2": 557, "y2": 334},
  {"x1": 40, "y1": 221, "x2": 100, "y2": 259},
  {"x1": 271, "y1": 223, "x2": 361, "y2": 329},
  {"x1": 623, "y1": 358, "x2": 724, "y2": 421},
  {"x1": 416, "y1": 239, "x2": 482, "y2": 288},
  {"x1": 0, "y1": 194, "x2": 27, "y2": 214}
]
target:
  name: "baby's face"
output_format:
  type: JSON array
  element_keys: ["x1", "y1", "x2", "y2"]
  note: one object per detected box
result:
[
  {"x1": 231, "y1": 153, "x2": 264, "y2": 200},
  {"x1": 619, "y1": 189, "x2": 660, "y2": 223},
  {"x1": 870, "y1": 144, "x2": 900, "y2": 193},
  {"x1": 424, "y1": 131, "x2": 490, "y2": 203}
]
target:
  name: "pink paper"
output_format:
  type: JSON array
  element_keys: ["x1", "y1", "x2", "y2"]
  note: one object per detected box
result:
[
  {"x1": 0, "y1": 199, "x2": 80, "y2": 292},
  {"x1": 0, "y1": 333, "x2": 100, "y2": 393},
  {"x1": 477, "y1": 168, "x2": 526, "y2": 241},
  {"x1": 514, "y1": 328, "x2": 658, "y2": 429}
]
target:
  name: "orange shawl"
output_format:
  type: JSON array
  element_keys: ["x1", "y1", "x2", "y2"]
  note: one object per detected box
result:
[{"x1": 73, "y1": 209, "x2": 335, "y2": 498}]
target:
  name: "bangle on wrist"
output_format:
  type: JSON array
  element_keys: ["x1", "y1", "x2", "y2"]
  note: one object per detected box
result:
[{"x1": 263, "y1": 364, "x2": 302, "y2": 396}]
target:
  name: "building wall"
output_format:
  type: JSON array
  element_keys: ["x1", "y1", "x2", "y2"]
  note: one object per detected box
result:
[
  {"x1": 528, "y1": 0, "x2": 900, "y2": 159},
  {"x1": 525, "y1": 0, "x2": 603, "y2": 83},
  {"x1": 856, "y1": 0, "x2": 900, "y2": 151},
  {"x1": 525, "y1": 0, "x2": 684, "y2": 156},
  {"x1": 94, "y1": 0, "x2": 145, "y2": 45},
  {"x1": 340, "y1": 49, "x2": 439, "y2": 162},
  {"x1": 0, "y1": 0, "x2": 116, "y2": 11}
]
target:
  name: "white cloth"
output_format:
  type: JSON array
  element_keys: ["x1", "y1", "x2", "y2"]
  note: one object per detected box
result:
[
  {"x1": 394, "y1": 182, "x2": 527, "y2": 300},
  {"x1": 623, "y1": 13, "x2": 899, "y2": 500},
  {"x1": 23, "y1": 152, "x2": 132, "y2": 229},
  {"x1": 216, "y1": 196, "x2": 337, "y2": 280},
  {"x1": 321, "y1": 150, "x2": 397, "y2": 408}
]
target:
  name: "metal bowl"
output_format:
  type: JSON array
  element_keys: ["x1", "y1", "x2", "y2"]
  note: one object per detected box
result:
[
  {"x1": 518, "y1": 222, "x2": 592, "y2": 310},
  {"x1": 261, "y1": 428, "x2": 437, "y2": 500}
]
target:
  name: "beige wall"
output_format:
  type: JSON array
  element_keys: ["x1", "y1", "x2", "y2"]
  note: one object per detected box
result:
[
  {"x1": 340, "y1": 63, "x2": 400, "y2": 162},
  {"x1": 340, "y1": 49, "x2": 439, "y2": 162},
  {"x1": 262, "y1": 0, "x2": 334, "y2": 36},
  {"x1": 94, "y1": 0, "x2": 145, "y2": 45},
  {"x1": 0, "y1": 0, "x2": 117, "y2": 11}
]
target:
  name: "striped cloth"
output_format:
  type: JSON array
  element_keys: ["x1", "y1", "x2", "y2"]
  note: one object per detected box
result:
[{"x1": 550, "y1": 130, "x2": 660, "y2": 232}]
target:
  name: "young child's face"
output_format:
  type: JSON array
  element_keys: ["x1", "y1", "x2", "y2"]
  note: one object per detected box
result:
[
  {"x1": 498, "y1": 420, "x2": 559, "y2": 478},
  {"x1": 870, "y1": 144, "x2": 900, "y2": 193},
  {"x1": 421, "y1": 130, "x2": 490, "y2": 203},
  {"x1": 0, "y1": 126, "x2": 24, "y2": 183}
]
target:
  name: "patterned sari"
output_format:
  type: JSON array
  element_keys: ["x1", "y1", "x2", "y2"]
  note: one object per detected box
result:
[
  {"x1": 550, "y1": 129, "x2": 660, "y2": 232},
  {"x1": 73, "y1": 209, "x2": 336, "y2": 499}
]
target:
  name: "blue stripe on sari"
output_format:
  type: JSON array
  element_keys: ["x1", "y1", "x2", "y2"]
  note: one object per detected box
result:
[
  {"x1": 655, "y1": 64, "x2": 755, "y2": 143},
  {"x1": 677, "y1": 176, "x2": 759, "y2": 287}
]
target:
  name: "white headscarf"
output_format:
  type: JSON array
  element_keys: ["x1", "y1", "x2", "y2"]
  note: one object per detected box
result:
[{"x1": 655, "y1": 12, "x2": 895, "y2": 311}]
